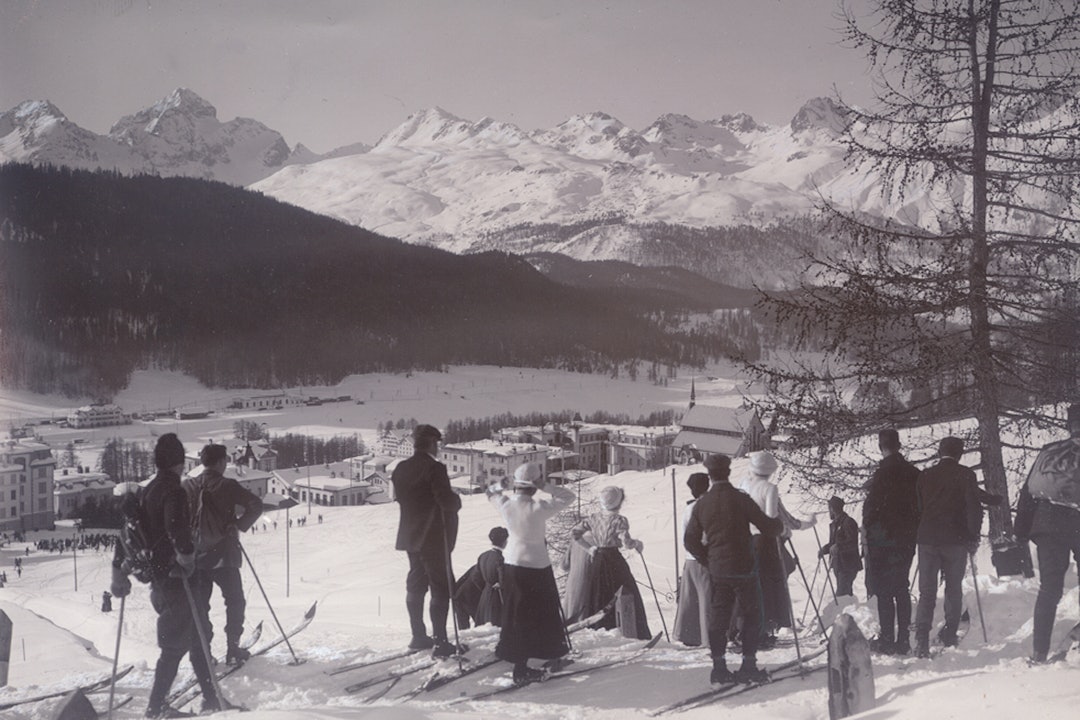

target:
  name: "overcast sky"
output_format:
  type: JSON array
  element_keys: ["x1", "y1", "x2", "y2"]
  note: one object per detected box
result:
[{"x1": 0, "y1": 0, "x2": 876, "y2": 154}]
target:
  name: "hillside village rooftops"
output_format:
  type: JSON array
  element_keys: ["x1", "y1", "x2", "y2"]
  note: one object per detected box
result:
[
  {"x1": 54, "y1": 473, "x2": 114, "y2": 495},
  {"x1": 442, "y1": 438, "x2": 548, "y2": 457}
]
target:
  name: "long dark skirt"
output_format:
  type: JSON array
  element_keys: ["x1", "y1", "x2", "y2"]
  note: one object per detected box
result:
[
  {"x1": 585, "y1": 547, "x2": 652, "y2": 640},
  {"x1": 754, "y1": 534, "x2": 793, "y2": 630},
  {"x1": 496, "y1": 564, "x2": 568, "y2": 663},
  {"x1": 475, "y1": 584, "x2": 503, "y2": 627}
]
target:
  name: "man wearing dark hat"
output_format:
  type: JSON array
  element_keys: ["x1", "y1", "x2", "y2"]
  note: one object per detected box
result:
[
  {"x1": 111, "y1": 433, "x2": 227, "y2": 718},
  {"x1": 1015, "y1": 403, "x2": 1080, "y2": 663},
  {"x1": 182, "y1": 443, "x2": 263, "y2": 665},
  {"x1": 861, "y1": 428, "x2": 920, "y2": 655},
  {"x1": 392, "y1": 424, "x2": 463, "y2": 658},
  {"x1": 913, "y1": 436, "x2": 983, "y2": 658},
  {"x1": 818, "y1": 496, "x2": 862, "y2": 597},
  {"x1": 686, "y1": 453, "x2": 784, "y2": 685}
]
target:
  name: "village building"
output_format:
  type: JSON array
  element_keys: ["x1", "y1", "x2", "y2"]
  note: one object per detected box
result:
[
  {"x1": 230, "y1": 440, "x2": 279, "y2": 472},
  {"x1": 605, "y1": 424, "x2": 681, "y2": 474},
  {"x1": 272, "y1": 459, "x2": 389, "y2": 508},
  {"x1": 441, "y1": 439, "x2": 550, "y2": 493},
  {"x1": 673, "y1": 404, "x2": 770, "y2": 463},
  {"x1": 67, "y1": 404, "x2": 130, "y2": 429},
  {"x1": 377, "y1": 427, "x2": 415, "y2": 458},
  {"x1": 0, "y1": 439, "x2": 56, "y2": 532},
  {"x1": 228, "y1": 393, "x2": 305, "y2": 411},
  {"x1": 53, "y1": 467, "x2": 114, "y2": 519}
]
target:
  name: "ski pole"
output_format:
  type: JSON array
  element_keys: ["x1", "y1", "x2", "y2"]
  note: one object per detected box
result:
[
  {"x1": 969, "y1": 552, "x2": 988, "y2": 643},
  {"x1": 639, "y1": 551, "x2": 670, "y2": 642},
  {"x1": 555, "y1": 592, "x2": 576, "y2": 655},
  {"x1": 441, "y1": 511, "x2": 465, "y2": 671},
  {"x1": 788, "y1": 539, "x2": 828, "y2": 641},
  {"x1": 240, "y1": 544, "x2": 302, "y2": 665},
  {"x1": 671, "y1": 468, "x2": 680, "y2": 601},
  {"x1": 800, "y1": 554, "x2": 822, "y2": 626},
  {"x1": 777, "y1": 536, "x2": 805, "y2": 675},
  {"x1": 106, "y1": 594, "x2": 125, "y2": 720},
  {"x1": 812, "y1": 524, "x2": 838, "y2": 605},
  {"x1": 180, "y1": 573, "x2": 230, "y2": 710}
]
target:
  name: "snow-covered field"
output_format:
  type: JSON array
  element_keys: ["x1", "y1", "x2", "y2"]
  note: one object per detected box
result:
[{"x1": 1, "y1": 366, "x2": 1078, "y2": 719}]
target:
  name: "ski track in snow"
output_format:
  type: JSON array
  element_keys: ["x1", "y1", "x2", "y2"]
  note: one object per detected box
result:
[{"x1": 1, "y1": 365, "x2": 1078, "y2": 719}]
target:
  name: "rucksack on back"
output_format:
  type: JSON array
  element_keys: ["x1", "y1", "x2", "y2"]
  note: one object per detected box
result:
[
  {"x1": 192, "y1": 485, "x2": 231, "y2": 555},
  {"x1": 117, "y1": 487, "x2": 165, "y2": 583}
]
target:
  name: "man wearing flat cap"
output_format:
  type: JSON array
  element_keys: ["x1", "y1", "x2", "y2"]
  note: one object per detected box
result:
[
  {"x1": 1015, "y1": 403, "x2": 1080, "y2": 663},
  {"x1": 392, "y1": 424, "x2": 463, "y2": 658},
  {"x1": 913, "y1": 436, "x2": 983, "y2": 658},
  {"x1": 818, "y1": 496, "x2": 862, "y2": 597}
]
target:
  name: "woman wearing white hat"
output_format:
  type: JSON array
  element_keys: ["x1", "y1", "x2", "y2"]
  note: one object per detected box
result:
[
  {"x1": 486, "y1": 462, "x2": 575, "y2": 684},
  {"x1": 572, "y1": 486, "x2": 652, "y2": 640},
  {"x1": 737, "y1": 450, "x2": 815, "y2": 648}
]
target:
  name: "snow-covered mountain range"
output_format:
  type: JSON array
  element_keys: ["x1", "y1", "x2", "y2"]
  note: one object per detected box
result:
[
  {"x1": 0, "y1": 89, "x2": 369, "y2": 187},
  {"x1": 0, "y1": 88, "x2": 878, "y2": 271}
]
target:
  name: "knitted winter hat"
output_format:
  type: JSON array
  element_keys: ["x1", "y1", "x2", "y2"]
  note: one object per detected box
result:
[
  {"x1": 512, "y1": 462, "x2": 542, "y2": 488},
  {"x1": 599, "y1": 486, "x2": 624, "y2": 512},
  {"x1": 154, "y1": 433, "x2": 186, "y2": 469},
  {"x1": 748, "y1": 450, "x2": 778, "y2": 478}
]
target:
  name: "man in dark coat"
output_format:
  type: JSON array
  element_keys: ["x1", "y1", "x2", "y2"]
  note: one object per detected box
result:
[
  {"x1": 111, "y1": 433, "x2": 226, "y2": 718},
  {"x1": 818, "y1": 496, "x2": 862, "y2": 597},
  {"x1": 1015, "y1": 403, "x2": 1080, "y2": 663},
  {"x1": 392, "y1": 424, "x2": 463, "y2": 658},
  {"x1": 913, "y1": 436, "x2": 982, "y2": 658},
  {"x1": 183, "y1": 443, "x2": 263, "y2": 665},
  {"x1": 862, "y1": 428, "x2": 920, "y2": 655},
  {"x1": 685, "y1": 453, "x2": 784, "y2": 686}
]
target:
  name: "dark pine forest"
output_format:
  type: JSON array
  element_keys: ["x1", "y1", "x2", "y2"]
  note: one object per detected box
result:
[{"x1": 0, "y1": 165, "x2": 758, "y2": 398}]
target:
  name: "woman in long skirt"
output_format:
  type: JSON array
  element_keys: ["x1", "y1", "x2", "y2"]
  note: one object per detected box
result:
[
  {"x1": 572, "y1": 486, "x2": 652, "y2": 640},
  {"x1": 673, "y1": 472, "x2": 712, "y2": 647},
  {"x1": 487, "y1": 463, "x2": 574, "y2": 684},
  {"x1": 561, "y1": 528, "x2": 594, "y2": 623}
]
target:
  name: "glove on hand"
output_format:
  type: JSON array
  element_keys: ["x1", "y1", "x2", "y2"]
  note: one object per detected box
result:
[
  {"x1": 110, "y1": 567, "x2": 132, "y2": 598},
  {"x1": 170, "y1": 552, "x2": 196, "y2": 578}
]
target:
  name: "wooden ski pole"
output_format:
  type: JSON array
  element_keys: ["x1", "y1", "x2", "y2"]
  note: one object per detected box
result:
[
  {"x1": 106, "y1": 594, "x2": 125, "y2": 720},
  {"x1": 671, "y1": 468, "x2": 680, "y2": 601},
  {"x1": 639, "y1": 551, "x2": 670, "y2": 642}
]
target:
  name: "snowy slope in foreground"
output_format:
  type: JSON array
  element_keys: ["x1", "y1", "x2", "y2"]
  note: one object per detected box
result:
[{"x1": 2, "y1": 452, "x2": 1078, "y2": 720}]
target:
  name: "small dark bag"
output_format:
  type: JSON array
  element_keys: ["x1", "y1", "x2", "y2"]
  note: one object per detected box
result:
[{"x1": 990, "y1": 537, "x2": 1034, "y2": 578}]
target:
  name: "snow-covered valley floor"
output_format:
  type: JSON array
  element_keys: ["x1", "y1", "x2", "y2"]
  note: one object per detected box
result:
[{"x1": 1, "y1": 366, "x2": 1078, "y2": 719}]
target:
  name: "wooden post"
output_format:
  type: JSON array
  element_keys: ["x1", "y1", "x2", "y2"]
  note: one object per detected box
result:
[{"x1": 0, "y1": 610, "x2": 12, "y2": 686}]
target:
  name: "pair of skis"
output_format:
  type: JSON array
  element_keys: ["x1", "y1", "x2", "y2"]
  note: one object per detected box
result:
[
  {"x1": 166, "y1": 602, "x2": 318, "y2": 709},
  {"x1": 354, "y1": 596, "x2": 619, "y2": 702},
  {"x1": 448, "y1": 631, "x2": 663, "y2": 705},
  {"x1": 0, "y1": 665, "x2": 135, "y2": 711},
  {"x1": 647, "y1": 645, "x2": 829, "y2": 715}
]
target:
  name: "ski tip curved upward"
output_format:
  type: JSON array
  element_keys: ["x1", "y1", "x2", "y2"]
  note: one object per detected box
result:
[{"x1": 304, "y1": 602, "x2": 318, "y2": 619}]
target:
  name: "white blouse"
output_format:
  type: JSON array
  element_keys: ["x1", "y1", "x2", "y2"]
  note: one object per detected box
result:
[{"x1": 488, "y1": 485, "x2": 575, "y2": 569}]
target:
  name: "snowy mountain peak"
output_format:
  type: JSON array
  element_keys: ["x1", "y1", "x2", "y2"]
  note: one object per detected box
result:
[
  {"x1": 532, "y1": 111, "x2": 649, "y2": 159},
  {"x1": 713, "y1": 112, "x2": 766, "y2": 134},
  {"x1": 154, "y1": 87, "x2": 218, "y2": 121},
  {"x1": 375, "y1": 106, "x2": 469, "y2": 147},
  {"x1": 790, "y1": 96, "x2": 848, "y2": 135},
  {"x1": 0, "y1": 100, "x2": 68, "y2": 139}
]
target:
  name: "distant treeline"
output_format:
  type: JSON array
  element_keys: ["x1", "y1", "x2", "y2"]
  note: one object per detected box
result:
[{"x1": 0, "y1": 164, "x2": 763, "y2": 397}]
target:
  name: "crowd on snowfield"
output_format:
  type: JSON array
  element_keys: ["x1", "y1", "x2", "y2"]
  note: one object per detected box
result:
[
  {"x1": 102, "y1": 402, "x2": 1080, "y2": 719},
  {"x1": 34, "y1": 532, "x2": 118, "y2": 554}
]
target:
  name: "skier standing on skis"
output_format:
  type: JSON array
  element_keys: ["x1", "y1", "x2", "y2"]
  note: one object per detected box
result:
[
  {"x1": 736, "y1": 450, "x2": 815, "y2": 648},
  {"x1": 818, "y1": 496, "x2": 862, "y2": 597},
  {"x1": 182, "y1": 443, "x2": 263, "y2": 666},
  {"x1": 572, "y1": 486, "x2": 652, "y2": 640},
  {"x1": 1015, "y1": 402, "x2": 1080, "y2": 663},
  {"x1": 486, "y1": 462, "x2": 573, "y2": 684},
  {"x1": 673, "y1": 472, "x2": 712, "y2": 647},
  {"x1": 862, "y1": 428, "x2": 920, "y2": 655},
  {"x1": 392, "y1": 424, "x2": 463, "y2": 658},
  {"x1": 685, "y1": 453, "x2": 783, "y2": 686},
  {"x1": 110, "y1": 433, "x2": 226, "y2": 718},
  {"x1": 913, "y1": 436, "x2": 983, "y2": 658}
]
